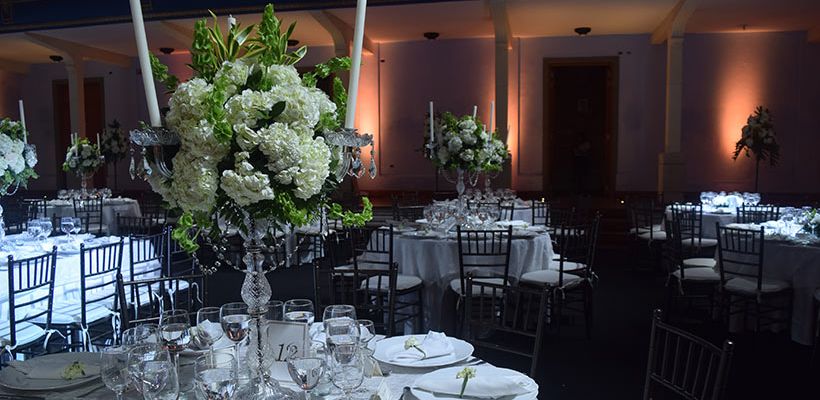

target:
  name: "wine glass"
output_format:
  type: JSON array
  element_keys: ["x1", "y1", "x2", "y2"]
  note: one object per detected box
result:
[
  {"x1": 331, "y1": 347, "x2": 365, "y2": 398},
  {"x1": 127, "y1": 344, "x2": 170, "y2": 395},
  {"x1": 194, "y1": 351, "x2": 237, "y2": 400},
  {"x1": 60, "y1": 217, "x2": 75, "y2": 240},
  {"x1": 322, "y1": 305, "x2": 356, "y2": 328},
  {"x1": 70, "y1": 217, "x2": 82, "y2": 236},
  {"x1": 287, "y1": 356, "x2": 325, "y2": 399},
  {"x1": 356, "y1": 319, "x2": 375, "y2": 349},
  {"x1": 325, "y1": 316, "x2": 360, "y2": 363},
  {"x1": 26, "y1": 219, "x2": 42, "y2": 240},
  {"x1": 100, "y1": 346, "x2": 130, "y2": 400},
  {"x1": 264, "y1": 300, "x2": 284, "y2": 322},
  {"x1": 38, "y1": 218, "x2": 52, "y2": 239},
  {"x1": 220, "y1": 302, "x2": 250, "y2": 362},
  {"x1": 122, "y1": 324, "x2": 159, "y2": 348},
  {"x1": 159, "y1": 310, "x2": 191, "y2": 370},
  {"x1": 283, "y1": 299, "x2": 315, "y2": 324},
  {"x1": 141, "y1": 359, "x2": 179, "y2": 400},
  {"x1": 196, "y1": 307, "x2": 224, "y2": 359}
]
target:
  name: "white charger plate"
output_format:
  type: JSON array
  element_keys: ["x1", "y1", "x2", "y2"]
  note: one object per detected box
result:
[
  {"x1": 496, "y1": 220, "x2": 529, "y2": 228},
  {"x1": 0, "y1": 352, "x2": 100, "y2": 391},
  {"x1": 373, "y1": 335, "x2": 473, "y2": 368},
  {"x1": 411, "y1": 365, "x2": 538, "y2": 400}
]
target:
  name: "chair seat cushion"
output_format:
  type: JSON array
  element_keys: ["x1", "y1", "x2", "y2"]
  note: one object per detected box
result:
[
  {"x1": 680, "y1": 238, "x2": 718, "y2": 248},
  {"x1": 630, "y1": 224, "x2": 663, "y2": 235},
  {"x1": 449, "y1": 277, "x2": 506, "y2": 296},
  {"x1": 683, "y1": 258, "x2": 716, "y2": 268},
  {"x1": 362, "y1": 274, "x2": 422, "y2": 291},
  {"x1": 638, "y1": 231, "x2": 667, "y2": 241},
  {"x1": 0, "y1": 321, "x2": 46, "y2": 348},
  {"x1": 672, "y1": 267, "x2": 720, "y2": 281},
  {"x1": 43, "y1": 302, "x2": 115, "y2": 326},
  {"x1": 724, "y1": 277, "x2": 791, "y2": 294},
  {"x1": 520, "y1": 270, "x2": 582, "y2": 287},
  {"x1": 549, "y1": 260, "x2": 586, "y2": 272}
]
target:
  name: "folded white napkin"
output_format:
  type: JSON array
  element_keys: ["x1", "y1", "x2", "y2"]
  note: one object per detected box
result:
[
  {"x1": 415, "y1": 367, "x2": 531, "y2": 399},
  {"x1": 9, "y1": 360, "x2": 100, "y2": 380},
  {"x1": 391, "y1": 332, "x2": 454, "y2": 362}
]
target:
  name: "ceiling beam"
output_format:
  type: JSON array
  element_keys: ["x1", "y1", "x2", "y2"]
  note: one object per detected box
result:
[
  {"x1": 489, "y1": 0, "x2": 512, "y2": 50},
  {"x1": 23, "y1": 32, "x2": 131, "y2": 68},
  {"x1": 651, "y1": 0, "x2": 700, "y2": 44},
  {"x1": 159, "y1": 21, "x2": 194, "y2": 50},
  {"x1": 809, "y1": 26, "x2": 820, "y2": 43},
  {"x1": 310, "y1": 10, "x2": 375, "y2": 56},
  {"x1": 0, "y1": 58, "x2": 30, "y2": 74}
]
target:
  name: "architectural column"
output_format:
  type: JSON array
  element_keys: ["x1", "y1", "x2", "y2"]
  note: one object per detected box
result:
[
  {"x1": 490, "y1": 0, "x2": 512, "y2": 187},
  {"x1": 65, "y1": 58, "x2": 86, "y2": 137},
  {"x1": 657, "y1": 35, "x2": 685, "y2": 199}
]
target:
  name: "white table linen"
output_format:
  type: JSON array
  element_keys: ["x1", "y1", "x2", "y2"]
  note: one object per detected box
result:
[
  {"x1": 46, "y1": 198, "x2": 142, "y2": 234},
  {"x1": 665, "y1": 207, "x2": 736, "y2": 238}
]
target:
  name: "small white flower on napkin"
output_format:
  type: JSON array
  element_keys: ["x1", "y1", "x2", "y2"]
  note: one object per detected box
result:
[
  {"x1": 415, "y1": 366, "x2": 531, "y2": 399},
  {"x1": 391, "y1": 331, "x2": 454, "y2": 362}
]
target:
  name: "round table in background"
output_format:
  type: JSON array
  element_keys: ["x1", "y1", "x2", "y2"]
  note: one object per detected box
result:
[{"x1": 46, "y1": 198, "x2": 142, "y2": 234}]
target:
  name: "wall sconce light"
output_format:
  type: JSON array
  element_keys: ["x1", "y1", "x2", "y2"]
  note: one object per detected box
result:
[
  {"x1": 49, "y1": 55, "x2": 63, "y2": 62},
  {"x1": 574, "y1": 27, "x2": 591, "y2": 36},
  {"x1": 424, "y1": 32, "x2": 439, "y2": 40},
  {"x1": 159, "y1": 47, "x2": 174, "y2": 55}
]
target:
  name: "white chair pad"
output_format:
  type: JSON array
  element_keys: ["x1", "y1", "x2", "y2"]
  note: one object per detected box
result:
[
  {"x1": 681, "y1": 238, "x2": 718, "y2": 248},
  {"x1": 520, "y1": 270, "x2": 582, "y2": 287},
  {"x1": 0, "y1": 321, "x2": 46, "y2": 348},
  {"x1": 549, "y1": 260, "x2": 586, "y2": 272},
  {"x1": 672, "y1": 267, "x2": 720, "y2": 281},
  {"x1": 45, "y1": 302, "x2": 115, "y2": 325},
  {"x1": 361, "y1": 274, "x2": 422, "y2": 291},
  {"x1": 449, "y1": 277, "x2": 506, "y2": 296},
  {"x1": 630, "y1": 224, "x2": 663, "y2": 234},
  {"x1": 683, "y1": 258, "x2": 716, "y2": 268},
  {"x1": 638, "y1": 231, "x2": 667, "y2": 241},
  {"x1": 724, "y1": 277, "x2": 791, "y2": 294}
]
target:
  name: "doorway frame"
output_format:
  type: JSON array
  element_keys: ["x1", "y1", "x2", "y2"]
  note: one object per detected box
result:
[{"x1": 542, "y1": 57, "x2": 619, "y2": 197}]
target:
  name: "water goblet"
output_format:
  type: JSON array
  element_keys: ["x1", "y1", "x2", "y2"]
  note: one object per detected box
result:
[
  {"x1": 264, "y1": 300, "x2": 284, "y2": 322},
  {"x1": 70, "y1": 217, "x2": 82, "y2": 236},
  {"x1": 356, "y1": 319, "x2": 376, "y2": 349},
  {"x1": 331, "y1": 347, "x2": 365, "y2": 398},
  {"x1": 122, "y1": 324, "x2": 159, "y2": 348},
  {"x1": 26, "y1": 219, "x2": 42, "y2": 240},
  {"x1": 141, "y1": 359, "x2": 179, "y2": 400},
  {"x1": 127, "y1": 344, "x2": 169, "y2": 395},
  {"x1": 322, "y1": 305, "x2": 356, "y2": 326},
  {"x1": 283, "y1": 299, "x2": 315, "y2": 324},
  {"x1": 287, "y1": 356, "x2": 325, "y2": 399},
  {"x1": 159, "y1": 310, "x2": 191, "y2": 369},
  {"x1": 196, "y1": 307, "x2": 224, "y2": 359},
  {"x1": 100, "y1": 346, "x2": 131, "y2": 400},
  {"x1": 194, "y1": 351, "x2": 237, "y2": 400},
  {"x1": 220, "y1": 302, "x2": 250, "y2": 362},
  {"x1": 38, "y1": 218, "x2": 52, "y2": 239},
  {"x1": 60, "y1": 217, "x2": 74, "y2": 240},
  {"x1": 325, "y1": 316, "x2": 360, "y2": 363}
]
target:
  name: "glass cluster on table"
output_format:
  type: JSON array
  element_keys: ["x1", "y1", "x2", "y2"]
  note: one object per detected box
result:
[
  {"x1": 101, "y1": 300, "x2": 379, "y2": 400},
  {"x1": 699, "y1": 191, "x2": 760, "y2": 211},
  {"x1": 57, "y1": 188, "x2": 114, "y2": 200}
]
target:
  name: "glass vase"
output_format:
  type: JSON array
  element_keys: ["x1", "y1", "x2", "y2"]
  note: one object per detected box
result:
[{"x1": 80, "y1": 173, "x2": 92, "y2": 198}]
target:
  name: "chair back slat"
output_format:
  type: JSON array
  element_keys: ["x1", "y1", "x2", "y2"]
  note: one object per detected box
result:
[
  {"x1": 715, "y1": 225, "x2": 766, "y2": 289},
  {"x1": 531, "y1": 200, "x2": 549, "y2": 226},
  {"x1": 73, "y1": 198, "x2": 104, "y2": 235},
  {"x1": 456, "y1": 227, "x2": 512, "y2": 294},
  {"x1": 6, "y1": 248, "x2": 57, "y2": 347},
  {"x1": 643, "y1": 309, "x2": 733, "y2": 400},
  {"x1": 116, "y1": 273, "x2": 205, "y2": 329},
  {"x1": 80, "y1": 239, "x2": 124, "y2": 327},
  {"x1": 735, "y1": 204, "x2": 779, "y2": 224}
]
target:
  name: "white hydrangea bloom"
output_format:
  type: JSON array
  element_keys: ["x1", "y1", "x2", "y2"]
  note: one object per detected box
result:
[
  {"x1": 169, "y1": 152, "x2": 220, "y2": 212},
  {"x1": 461, "y1": 149, "x2": 474, "y2": 162},
  {"x1": 447, "y1": 136, "x2": 462, "y2": 152},
  {"x1": 166, "y1": 78, "x2": 212, "y2": 133},
  {"x1": 215, "y1": 60, "x2": 251, "y2": 96},
  {"x1": 220, "y1": 152, "x2": 276, "y2": 206},
  {"x1": 265, "y1": 64, "x2": 302, "y2": 86}
]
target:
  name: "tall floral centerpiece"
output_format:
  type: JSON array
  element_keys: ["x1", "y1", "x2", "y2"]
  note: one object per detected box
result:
[
  {"x1": 427, "y1": 111, "x2": 488, "y2": 196},
  {"x1": 479, "y1": 130, "x2": 510, "y2": 191},
  {"x1": 732, "y1": 106, "x2": 779, "y2": 192},
  {"x1": 132, "y1": 5, "x2": 372, "y2": 398},
  {"x1": 62, "y1": 136, "x2": 104, "y2": 196},
  {"x1": 99, "y1": 120, "x2": 129, "y2": 190},
  {"x1": 0, "y1": 118, "x2": 38, "y2": 238}
]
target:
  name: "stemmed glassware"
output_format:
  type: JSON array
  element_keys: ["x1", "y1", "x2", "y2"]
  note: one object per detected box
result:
[
  {"x1": 26, "y1": 219, "x2": 42, "y2": 241},
  {"x1": 194, "y1": 351, "x2": 238, "y2": 400},
  {"x1": 264, "y1": 300, "x2": 284, "y2": 322},
  {"x1": 127, "y1": 344, "x2": 170, "y2": 395},
  {"x1": 122, "y1": 324, "x2": 159, "y2": 348},
  {"x1": 357, "y1": 319, "x2": 375, "y2": 349},
  {"x1": 70, "y1": 217, "x2": 82, "y2": 236},
  {"x1": 100, "y1": 346, "x2": 131, "y2": 400},
  {"x1": 141, "y1": 358, "x2": 179, "y2": 400},
  {"x1": 286, "y1": 356, "x2": 325, "y2": 399},
  {"x1": 159, "y1": 310, "x2": 191, "y2": 370},
  {"x1": 196, "y1": 307, "x2": 224, "y2": 359},
  {"x1": 331, "y1": 346, "x2": 365, "y2": 399},
  {"x1": 283, "y1": 299, "x2": 315, "y2": 324},
  {"x1": 220, "y1": 302, "x2": 251, "y2": 363},
  {"x1": 60, "y1": 217, "x2": 75, "y2": 240},
  {"x1": 37, "y1": 218, "x2": 52, "y2": 239}
]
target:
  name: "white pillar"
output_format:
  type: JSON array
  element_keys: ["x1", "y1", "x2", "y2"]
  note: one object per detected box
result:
[
  {"x1": 65, "y1": 58, "x2": 87, "y2": 138},
  {"x1": 658, "y1": 35, "x2": 685, "y2": 200}
]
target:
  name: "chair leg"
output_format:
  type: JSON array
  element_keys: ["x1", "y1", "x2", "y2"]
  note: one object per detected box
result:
[
  {"x1": 417, "y1": 286, "x2": 425, "y2": 333},
  {"x1": 584, "y1": 283, "x2": 593, "y2": 339}
]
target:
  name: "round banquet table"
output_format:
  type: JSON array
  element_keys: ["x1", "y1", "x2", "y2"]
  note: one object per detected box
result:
[
  {"x1": 665, "y1": 208, "x2": 736, "y2": 238},
  {"x1": 46, "y1": 197, "x2": 142, "y2": 234},
  {"x1": 712, "y1": 230, "x2": 820, "y2": 345},
  {"x1": 393, "y1": 231, "x2": 554, "y2": 330}
]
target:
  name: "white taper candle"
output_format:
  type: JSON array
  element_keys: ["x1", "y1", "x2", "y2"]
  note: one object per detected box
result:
[
  {"x1": 344, "y1": 0, "x2": 367, "y2": 129},
  {"x1": 429, "y1": 101, "x2": 434, "y2": 143},
  {"x1": 18, "y1": 99, "x2": 26, "y2": 143},
  {"x1": 97, "y1": 133, "x2": 101, "y2": 145},
  {"x1": 472, "y1": 105, "x2": 477, "y2": 119},
  {"x1": 489, "y1": 100, "x2": 495, "y2": 133},
  {"x1": 128, "y1": 0, "x2": 162, "y2": 127}
]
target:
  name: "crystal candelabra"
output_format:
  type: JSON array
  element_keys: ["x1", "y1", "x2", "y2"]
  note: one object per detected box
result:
[{"x1": 440, "y1": 168, "x2": 479, "y2": 223}]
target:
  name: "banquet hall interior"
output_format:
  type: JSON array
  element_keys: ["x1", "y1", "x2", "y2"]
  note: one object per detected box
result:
[{"x1": 0, "y1": 0, "x2": 819, "y2": 399}]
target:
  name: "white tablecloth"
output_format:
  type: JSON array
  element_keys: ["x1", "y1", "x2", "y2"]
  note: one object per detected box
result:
[
  {"x1": 394, "y1": 231, "x2": 553, "y2": 329},
  {"x1": 46, "y1": 198, "x2": 142, "y2": 234},
  {"x1": 1, "y1": 235, "x2": 161, "y2": 322},
  {"x1": 665, "y1": 208, "x2": 736, "y2": 238},
  {"x1": 714, "y1": 238, "x2": 820, "y2": 344}
]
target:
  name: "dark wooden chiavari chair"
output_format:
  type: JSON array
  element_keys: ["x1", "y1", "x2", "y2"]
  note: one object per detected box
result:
[
  {"x1": 3, "y1": 248, "x2": 57, "y2": 362},
  {"x1": 531, "y1": 199, "x2": 549, "y2": 226},
  {"x1": 116, "y1": 274, "x2": 206, "y2": 330},
  {"x1": 392, "y1": 205, "x2": 425, "y2": 223},
  {"x1": 663, "y1": 218, "x2": 720, "y2": 321},
  {"x1": 453, "y1": 226, "x2": 513, "y2": 297},
  {"x1": 72, "y1": 197, "x2": 106, "y2": 235},
  {"x1": 21, "y1": 198, "x2": 47, "y2": 221},
  {"x1": 735, "y1": 204, "x2": 779, "y2": 224},
  {"x1": 715, "y1": 224, "x2": 792, "y2": 333},
  {"x1": 464, "y1": 274, "x2": 550, "y2": 376},
  {"x1": 643, "y1": 309, "x2": 734, "y2": 400},
  {"x1": 116, "y1": 214, "x2": 165, "y2": 236},
  {"x1": 671, "y1": 203, "x2": 717, "y2": 255}
]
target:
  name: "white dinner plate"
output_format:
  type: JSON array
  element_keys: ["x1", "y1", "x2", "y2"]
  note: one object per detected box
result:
[
  {"x1": 0, "y1": 352, "x2": 100, "y2": 391},
  {"x1": 496, "y1": 220, "x2": 529, "y2": 228},
  {"x1": 402, "y1": 231, "x2": 441, "y2": 239},
  {"x1": 415, "y1": 219, "x2": 429, "y2": 224},
  {"x1": 410, "y1": 365, "x2": 539, "y2": 400},
  {"x1": 373, "y1": 335, "x2": 473, "y2": 368},
  {"x1": 181, "y1": 331, "x2": 236, "y2": 356}
]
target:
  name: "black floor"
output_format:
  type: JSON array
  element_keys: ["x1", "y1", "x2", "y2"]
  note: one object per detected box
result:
[{"x1": 207, "y1": 244, "x2": 820, "y2": 399}]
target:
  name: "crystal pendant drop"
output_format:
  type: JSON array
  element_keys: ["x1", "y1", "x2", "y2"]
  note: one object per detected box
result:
[
  {"x1": 129, "y1": 154, "x2": 136, "y2": 180},
  {"x1": 368, "y1": 146, "x2": 377, "y2": 179},
  {"x1": 142, "y1": 156, "x2": 153, "y2": 176}
]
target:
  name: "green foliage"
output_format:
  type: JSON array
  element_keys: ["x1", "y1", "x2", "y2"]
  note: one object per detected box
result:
[
  {"x1": 328, "y1": 197, "x2": 373, "y2": 227},
  {"x1": 302, "y1": 57, "x2": 351, "y2": 87},
  {"x1": 207, "y1": 75, "x2": 232, "y2": 143},
  {"x1": 332, "y1": 77, "x2": 348, "y2": 128},
  {"x1": 253, "y1": 4, "x2": 307, "y2": 66},
  {"x1": 172, "y1": 212, "x2": 201, "y2": 253},
  {"x1": 190, "y1": 19, "x2": 217, "y2": 80},
  {"x1": 150, "y1": 53, "x2": 179, "y2": 92}
]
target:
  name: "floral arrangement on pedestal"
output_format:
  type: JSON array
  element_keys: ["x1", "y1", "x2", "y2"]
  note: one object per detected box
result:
[
  {"x1": 0, "y1": 118, "x2": 38, "y2": 194},
  {"x1": 62, "y1": 137, "x2": 104, "y2": 176},
  {"x1": 480, "y1": 131, "x2": 510, "y2": 173},
  {"x1": 100, "y1": 120, "x2": 128, "y2": 164},
  {"x1": 147, "y1": 5, "x2": 371, "y2": 252},
  {"x1": 428, "y1": 112, "x2": 490, "y2": 172},
  {"x1": 732, "y1": 106, "x2": 779, "y2": 192}
]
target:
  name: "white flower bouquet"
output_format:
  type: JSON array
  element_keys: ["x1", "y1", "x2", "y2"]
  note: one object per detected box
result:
[
  {"x1": 733, "y1": 106, "x2": 779, "y2": 165},
  {"x1": 428, "y1": 112, "x2": 489, "y2": 172},
  {"x1": 481, "y1": 132, "x2": 510, "y2": 173},
  {"x1": 0, "y1": 118, "x2": 37, "y2": 193},
  {"x1": 148, "y1": 5, "x2": 371, "y2": 252},
  {"x1": 62, "y1": 137, "x2": 104, "y2": 176},
  {"x1": 99, "y1": 120, "x2": 129, "y2": 164}
]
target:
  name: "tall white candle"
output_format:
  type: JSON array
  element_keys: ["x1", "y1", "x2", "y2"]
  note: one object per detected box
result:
[
  {"x1": 97, "y1": 133, "x2": 101, "y2": 145},
  {"x1": 344, "y1": 0, "x2": 367, "y2": 129},
  {"x1": 472, "y1": 105, "x2": 477, "y2": 119},
  {"x1": 129, "y1": 0, "x2": 162, "y2": 127},
  {"x1": 18, "y1": 99, "x2": 26, "y2": 143},
  {"x1": 228, "y1": 15, "x2": 236, "y2": 28},
  {"x1": 429, "y1": 101, "x2": 435, "y2": 143},
  {"x1": 489, "y1": 100, "x2": 495, "y2": 132}
]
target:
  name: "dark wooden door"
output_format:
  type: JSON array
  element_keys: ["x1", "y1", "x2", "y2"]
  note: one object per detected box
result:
[
  {"x1": 543, "y1": 58, "x2": 617, "y2": 197},
  {"x1": 53, "y1": 78, "x2": 106, "y2": 189}
]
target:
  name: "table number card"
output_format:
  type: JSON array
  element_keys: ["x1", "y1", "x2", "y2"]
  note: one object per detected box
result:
[{"x1": 266, "y1": 320, "x2": 309, "y2": 361}]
